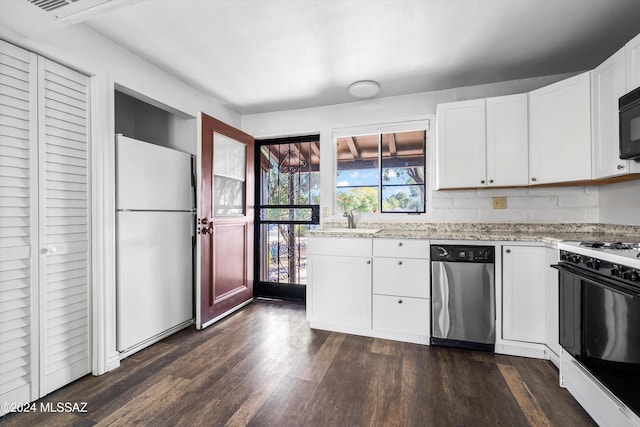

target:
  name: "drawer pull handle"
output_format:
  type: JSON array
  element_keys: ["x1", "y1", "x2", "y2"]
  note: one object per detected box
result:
[
  {"x1": 398, "y1": 242, "x2": 403, "y2": 247},
  {"x1": 398, "y1": 299, "x2": 403, "y2": 304},
  {"x1": 398, "y1": 261, "x2": 403, "y2": 266}
]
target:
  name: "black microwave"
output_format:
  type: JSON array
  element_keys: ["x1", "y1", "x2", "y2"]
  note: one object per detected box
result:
[{"x1": 620, "y1": 86, "x2": 640, "y2": 160}]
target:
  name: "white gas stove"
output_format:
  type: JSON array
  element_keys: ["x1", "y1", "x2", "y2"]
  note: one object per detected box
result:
[{"x1": 558, "y1": 241, "x2": 640, "y2": 271}]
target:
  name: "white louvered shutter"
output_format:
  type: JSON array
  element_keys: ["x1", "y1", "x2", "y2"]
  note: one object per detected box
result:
[
  {"x1": 37, "y1": 57, "x2": 90, "y2": 395},
  {"x1": 0, "y1": 40, "x2": 39, "y2": 410}
]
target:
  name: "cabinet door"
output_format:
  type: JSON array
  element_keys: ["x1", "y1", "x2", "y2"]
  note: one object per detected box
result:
[
  {"x1": 625, "y1": 32, "x2": 640, "y2": 91},
  {"x1": 529, "y1": 72, "x2": 592, "y2": 184},
  {"x1": 0, "y1": 40, "x2": 39, "y2": 410},
  {"x1": 502, "y1": 246, "x2": 546, "y2": 343},
  {"x1": 592, "y1": 47, "x2": 629, "y2": 178},
  {"x1": 486, "y1": 94, "x2": 529, "y2": 186},
  {"x1": 436, "y1": 99, "x2": 486, "y2": 189},
  {"x1": 545, "y1": 248, "x2": 561, "y2": 357},
  {"x1": 309, "y1": 255, "x2": 372, "y2": 330}
]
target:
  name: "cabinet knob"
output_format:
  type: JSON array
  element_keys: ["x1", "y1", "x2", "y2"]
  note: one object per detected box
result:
[
  {"x1": 618, "y1": 164, "x2": 625, "y2": 170},
  {"x1": 366, "y1": 260, "x2": 371, "y2": 264},
  {"x1": 506, "y1": 249, "x2": 511, "y2": 254},
  {"x1": 398, "y1": 242, "x2": 403, "y2": 247},
  {"x1": 480, "y1": 180, "x2": 485, "y2": 184},
  {"x1": 398, "y1": 260, "x2": 403, "y2": 266},
  {"x1": 531, "y1": 177, "x2": 537, "y2": 182},
  {"x1": 489, "y1": 179, "x2": 494, "y2": 184},
  {"x1": 397, "y1": 299, "x2": 403, "y2": 304}
]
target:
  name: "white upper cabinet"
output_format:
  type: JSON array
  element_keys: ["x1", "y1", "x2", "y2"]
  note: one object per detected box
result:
[
  {"x1": 436, "y1": 94, "x2": 528, "y2": 189},
  {"x1": 436, "y1": 99, "x2": 486, "y2": 189},
  {"x1": 529, "y1": 72, "x2": 592, "y2": 185},
  {"x1": 486, "y1": 94, "x2": 529, "y2": 187},
  {"x1": 592, "y1": 47, "x2": 634, "y2": 178},
  {"x1": 625, "y1": 32, "x2": 640, "y2": 91}
]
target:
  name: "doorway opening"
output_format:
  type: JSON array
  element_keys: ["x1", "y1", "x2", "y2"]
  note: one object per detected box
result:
[{"x1": 254, "y1": 135, "x2": 320, "y2": 302}]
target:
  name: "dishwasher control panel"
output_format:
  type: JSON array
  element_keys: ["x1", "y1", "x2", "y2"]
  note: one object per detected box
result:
[{"x1": 430, "y1": 245, "x2": 495, "y2": 263}]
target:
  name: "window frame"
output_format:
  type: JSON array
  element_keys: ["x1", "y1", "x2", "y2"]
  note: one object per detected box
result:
[{"x1": 332, "y1": 119, "x2": 430, "y2": 218}]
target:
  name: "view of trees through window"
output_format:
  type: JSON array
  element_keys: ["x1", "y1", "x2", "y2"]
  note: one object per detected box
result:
[
  {"x1": 257, "y1": 137, "x2": 320, "y2": 291},
  {"x1": 336, "y1": 130, "x2": 426, "y2": 213}
]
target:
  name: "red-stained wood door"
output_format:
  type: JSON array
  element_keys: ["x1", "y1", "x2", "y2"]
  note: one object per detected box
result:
[{"x1": 197, "y1": 113, "x2": 254, "y2": 329}]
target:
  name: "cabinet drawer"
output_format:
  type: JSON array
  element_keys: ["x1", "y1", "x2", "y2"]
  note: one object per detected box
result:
[
  {"x1": 373, "y1": 239, "x2": 429, "y2": 258},
  {"x1": 373, "y1": 295, "x2": 429, "y2": 336},
  {"x1": 373, "y1": 257, "x2": 428, "y2": 298},
  {"x1": 307, "y1": 237, "x2": 372, "y2": 257}
]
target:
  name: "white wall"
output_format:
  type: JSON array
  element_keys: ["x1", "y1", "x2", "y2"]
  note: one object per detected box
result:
[
  {"x1": 598, "y1": 180, "x2": 640, "y2": 225},
  {"x1": 0, "y1": 6, "x2": 241, "y2": 376},
  {"x1": 242, "y1": 74, "x2": 600, "y2": 224}
]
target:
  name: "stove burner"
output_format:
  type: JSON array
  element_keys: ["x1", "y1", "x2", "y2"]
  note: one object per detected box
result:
[
  {"x1": 579, "y1": 241, "x2": 639, "y2": 250},
  {"x1": 580, "y1": 242, "x2": 604, "y2": 248},
  {"x1": 609, "y1": 242, "x2": 634, "y2": 250}
]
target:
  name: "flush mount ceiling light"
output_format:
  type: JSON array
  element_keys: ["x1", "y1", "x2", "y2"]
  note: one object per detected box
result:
[{"x1": 347, "y1": 80, "x2": 380, "y2": 99}]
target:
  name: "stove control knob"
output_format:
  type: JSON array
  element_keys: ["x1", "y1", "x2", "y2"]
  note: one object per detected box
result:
[
  {"x1": 586, "y1": 258, "x2": 600, "y2": 270},
  {"x1": 571, "y1": 255, "x2": 582, "y2": 264},
  {"x1": 611, "y1": 265, "x2": 622, "y2": 277},
  {"x1": 623, "y1": 270, "x2": 640, "y2": 281}
]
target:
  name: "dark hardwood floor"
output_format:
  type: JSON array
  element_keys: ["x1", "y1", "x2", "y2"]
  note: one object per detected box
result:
[{"x1": 1, "y1": 301, "x2": 595, "y2": 426}]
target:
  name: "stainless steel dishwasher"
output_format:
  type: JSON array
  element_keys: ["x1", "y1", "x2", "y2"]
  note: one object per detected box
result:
[{"x1": 430, "y1": 245, "x2": 495, "y2": 351}]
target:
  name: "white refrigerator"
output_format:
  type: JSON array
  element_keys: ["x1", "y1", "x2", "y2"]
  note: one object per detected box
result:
[{"x1": 116, "y1": 135, "x2": 194, "y2": 355}]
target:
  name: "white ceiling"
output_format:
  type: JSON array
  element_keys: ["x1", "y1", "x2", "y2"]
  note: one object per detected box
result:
[{"x1": 10, "y1": 0, "x2": 640, "y2": 114}]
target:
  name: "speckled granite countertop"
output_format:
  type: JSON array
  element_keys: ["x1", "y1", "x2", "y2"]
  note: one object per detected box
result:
[{"x1": 305, "y1": 222, "x2": 640, "y2": 245}]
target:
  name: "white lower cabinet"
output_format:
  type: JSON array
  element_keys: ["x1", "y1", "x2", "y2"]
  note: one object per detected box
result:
[
  {"x1": 371, "y1": 239, "x2": 430, "y2": 344},
  {"x1": 307, "y1": 237, "x2": 372, "y2": 333},
  {"x1": 497, "y1": 244, "x2": 547, "y2": 358},
  {"x1": 309, "y1": 254, "x2": 372, "y2": 331},
  {"x1": 307, "y1": 237, "x2": 429, "y2": 344}
]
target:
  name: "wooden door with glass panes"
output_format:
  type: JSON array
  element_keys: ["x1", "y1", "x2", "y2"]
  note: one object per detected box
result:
[{"x1": 198, "y1": 113, "x2": 254, "y2": 328}]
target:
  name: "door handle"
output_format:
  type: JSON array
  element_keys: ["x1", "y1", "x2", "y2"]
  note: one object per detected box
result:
[{"x1": 199, "y1": 224, "x2": 214, "y2": 234}]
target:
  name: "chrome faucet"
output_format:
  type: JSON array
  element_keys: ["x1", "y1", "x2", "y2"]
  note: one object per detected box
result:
[{"x1": 343, "y1": 210, "x2": 355, "y2": 229}]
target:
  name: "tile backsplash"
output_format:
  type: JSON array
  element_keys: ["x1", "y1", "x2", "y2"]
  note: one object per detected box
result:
[{"x1": 429, "y1": 186, "x2": 599, "y2": 223}]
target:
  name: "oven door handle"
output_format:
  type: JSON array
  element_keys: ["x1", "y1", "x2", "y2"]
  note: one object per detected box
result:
[{"x1": 551, "y1": 263, "x2": 640, "y2": 299}]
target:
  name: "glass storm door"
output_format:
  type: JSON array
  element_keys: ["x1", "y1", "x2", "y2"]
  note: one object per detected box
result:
[{"x1": 255, "y1": 135, "x2": 320, "y2": 302}]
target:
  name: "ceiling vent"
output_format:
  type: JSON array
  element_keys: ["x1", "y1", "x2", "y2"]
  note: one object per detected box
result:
[{"x1": 28, "y1": 0, "x2": 113, "y2": 19}]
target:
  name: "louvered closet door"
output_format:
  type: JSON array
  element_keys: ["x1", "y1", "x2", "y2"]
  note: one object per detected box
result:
[
  {"x1": 37, "y1": 57, "x2": 90, "y2": 395},
  {"x1": 0, "y1": 40, "x2": 39, "y2": 409},
  {"x1": 38, "y1": 58, "x2": 91, "y2": 395}
]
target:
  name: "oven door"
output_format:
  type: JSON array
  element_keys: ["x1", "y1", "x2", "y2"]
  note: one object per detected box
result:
[
  {"x1": 554, "y1": 263, "x2": 640, "y2": 416},
  {"x1": 619, "y1": 92, "x2": 640, "y2": 160}
]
